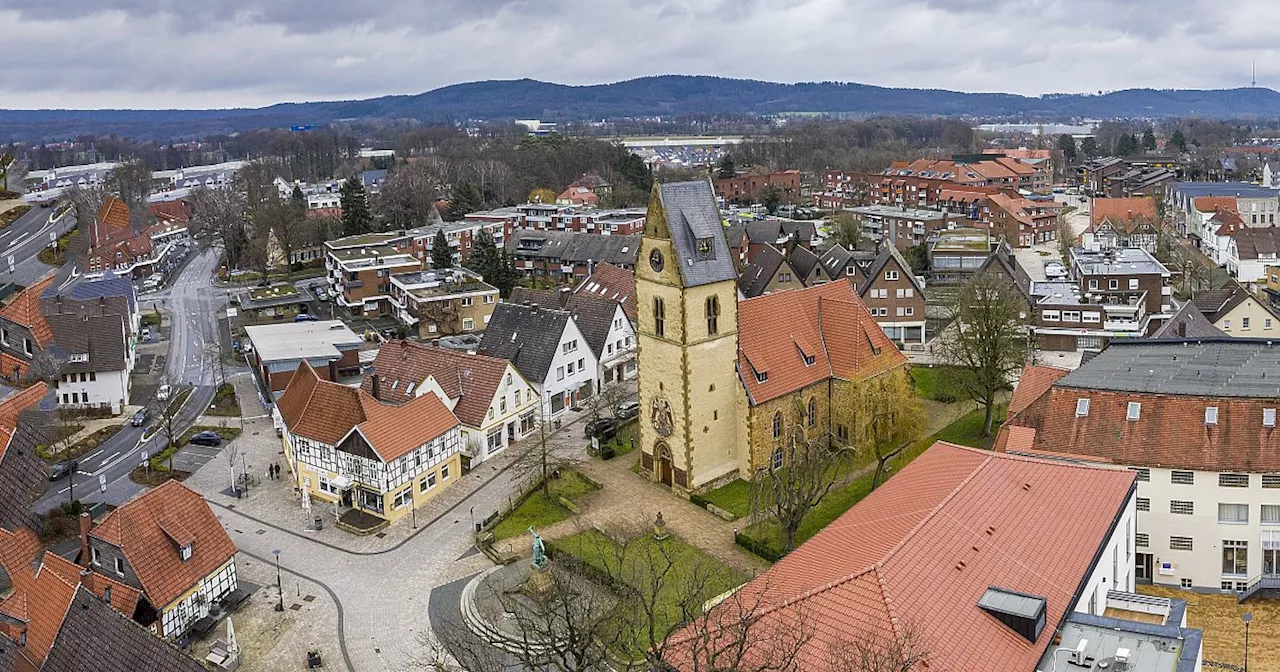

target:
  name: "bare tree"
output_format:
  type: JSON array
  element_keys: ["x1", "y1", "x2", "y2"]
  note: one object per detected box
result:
[
  {"x1": 507, "y1": 404, "x2": 576, "y2": 502},
  {"x1": 155, "y1": 380, "x2": 187, "y2": 472},
  {"x1": 189, "y1": 186, "x2": 249, "y2": 268},
  {"x1": 104, "y1": 160, "x2": 152, "y2": 225},
  {"x1": 863, "y1": 374, "x2": 925, "y2": 490},
  {"x1": 935, "y1": 272, "x2": 1033, "y2": 437},
  {"x1": 663, "y1": 576, "x2": 813, "y2": 672},
  {"x1": 377, "y1": 162, "x2": 443, "y2": 229},
  {"x1": 751, "y1": 400, "x2": 851, "y2": 552},
  {"x1": 827, "y1": 619, "x2": 928, "y2": 672},
  {"x1": 64, "y1": 184, "x2": 109, "y2": 226}
]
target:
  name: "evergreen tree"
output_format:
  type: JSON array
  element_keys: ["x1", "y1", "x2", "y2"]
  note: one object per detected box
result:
[
  {"x1": 715, "y1": 155, "x2": 737, "y2": 180},
  {"x1": 339, "y1": 175, "x2": 373, "y2": 236},
  {"x1": 612, "y1": 150, "x2": 652, "y2": 193},
  {"x1": 1170, "y1": 129, "x2": 1188, "y2": 153},
  {"x1": 1080, "y1": 136, "x2": 1099, "y2": 159},
  {"x1": 1056, "y1": 134, "x2": 1077, "y2": 164},
  {"x1": 431, "y1": 229, "x2": 452, "y2": 269},
  {"x1": 465, "y1": 228, "x2": 519, "y2": 297},
  {"x1": 1114, "y1": 134, "x2": 1139, "y2": 156},
  {"x1": 760, "y1": 185, "x2": 782, "y2": 214},
  {"x1": 1142, "y1": 128, "x2": 1157, "y2": 151},
  {"x1": 447, "y1": 181, "x2": 483, "y2": 221},
  {"x1": 492, "y1": 250, "x2": 520, "y2": 298}
]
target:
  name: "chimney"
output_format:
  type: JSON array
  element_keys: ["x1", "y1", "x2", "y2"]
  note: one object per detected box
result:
[
  {"x1": 79, "y1": 512, "x2": 91, "y2": 566},
  {"x1": 370, "y1": 373, "x2": 380, "y2": 400}
]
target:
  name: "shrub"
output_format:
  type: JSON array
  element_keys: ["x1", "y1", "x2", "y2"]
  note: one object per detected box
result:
[
  {"x1": 733, "y1": 530, "x2": 784, "y2": 563},
  {"x1": 932, "y1": 392, "x2": 957, "y2": 403}
]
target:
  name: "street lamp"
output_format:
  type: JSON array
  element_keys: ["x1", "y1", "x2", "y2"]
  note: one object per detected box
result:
[
  {"x1": 273, "y1": 549, "x2": 284, "y2": 612},
  {"x1": 1243, "y1": 612, "x2": 1253, "y2": 671}
]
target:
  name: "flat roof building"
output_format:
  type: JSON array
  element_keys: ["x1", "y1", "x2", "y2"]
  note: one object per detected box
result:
[{"x1": 244, "y1": 320, "x2": 364, "y2": 395}]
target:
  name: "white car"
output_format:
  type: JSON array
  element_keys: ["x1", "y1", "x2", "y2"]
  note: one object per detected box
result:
[
  {"x1": 314, "y1": 287, "x2": 329, "y2": 301},
  {"x1": 156, "y1": 384, "x2": 172, "y2": 402}
]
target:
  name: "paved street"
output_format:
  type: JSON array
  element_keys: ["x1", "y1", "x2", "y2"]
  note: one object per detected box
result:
[
  {"x1": 3, "y1": 207, "x2": 77, "y2": 287},
  {"x1": 35, "y1": 246, "x2": 224, "y2": 513}
]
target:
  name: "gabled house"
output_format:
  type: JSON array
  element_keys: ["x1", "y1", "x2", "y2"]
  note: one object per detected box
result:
[
  {"x1": 723, "y1": 219, "x2": 817, "y2": 268},
  {"x1": 77, "y1": 198, "x2": 169, "y2": 279},
  {"x1": 81, "y1": 481, "x2": 238, "y2": 640},
  {"x1": 39, "y1": 272, "x2": 140, "y2": 414},
  {"x1": 0, "y1": 383, "x2": 53, "y2": 533},
  {"x1": 1232, "y1": 226, "x2": 1280, "y2": 283},
  {"x1": 1086, "y1": 197, "x2": 1160, "y2": 252},
  {"x1": 857, "y1": 242, "x2": 926, "y2": 344},
  {"x1": 277, "y1": 361, "x2": 463, "y2": 527},
  {"x1": 361, "y1": 340, "x2": 539, "y2": 464},
  {"x1": 0, "y1": 274, "x2": 56, "y2": 383},
  {"x1": 1151, "y1": 301, "x2": 1225, "y2": 339},
  {"x1": 1192, "y1": 284, "x2": 1280, "y2": 336},
  {"x1": 478, "y1": 302, "x2": 599, "y2": 417},
  {"x1": 0, "y1": 526, "x2": 206, "y2": 672},
  {"x1": 1203, "y1": 207, "x2": 1245, "y2": 271},
  {"x1": 508, "y1": 287, "x2": 636, "y2": 386},
  {"x1": 816, "y1": 243, "x2": 874, "y2": 290},
  {"x1": 573, "y1": 262, "x2": 637, "y2": 322},
  {"x1": 736, "y1": 244, "x2": 803, "y2": 298}
]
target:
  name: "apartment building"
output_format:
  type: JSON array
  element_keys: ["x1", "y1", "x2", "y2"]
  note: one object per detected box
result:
[
  {"x1": 1167, "y1": 182, "x2": 1278, "y2": 237},
  {"x1": 324, "y1": 232, "x2": 423, "y2": 316},
  {"x1": 1070, "y1": 246, "x2": 1172, "y2": 330},
  {"x1": 506, "y1": 230, "x2": 641, "y2": 283},
  {"x1": 1003, "y1": 341, "x2": 1280, "y2": 597},
  {"x1": 857, "y1": 242, "x2": 926, "y2": 344},
  {"x1": 842, "y1": 205, "x2": 960, "y2": 251},
  {"x1": 406, "y1": 219, "x2": 509, "y2": 269},
  {"x1": 712, "y1": 170, "x2": 802, "y2": 205},
  {"x1": 465, "y1": 204, "x2": 645, "y2": 236},
  {"x1": 927, "y1": 227, "x2": 999, "y2": 284},
  {"x1": 389, "y1": 268, "x2": 499, "y2": 338}
]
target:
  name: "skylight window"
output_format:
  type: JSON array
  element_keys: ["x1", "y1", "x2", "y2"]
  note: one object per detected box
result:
[
  {"x1": 1075, "y1": 398, "x2": 1089, "y2": 417},
  {"x1": 1127, "y1": 402, "x2": 1142, "y2": 421},
  {"x1": 1205, "y1": 407, "x2": 1219, "y2": 425},
  {"x1": 1265, "y1": 408, "x2": 1276, "y2": 428}
]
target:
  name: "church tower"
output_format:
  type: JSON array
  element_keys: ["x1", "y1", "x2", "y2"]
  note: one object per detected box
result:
[{"x1": 635, "y1": 180, "x2": 744, "y2": 492}]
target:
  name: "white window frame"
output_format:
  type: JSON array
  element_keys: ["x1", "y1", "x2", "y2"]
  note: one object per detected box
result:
[
  {"x1": 1076, "y1": 398, "x2": 1089, "y2": 417},
  {"x1": 1126, "y1": 402, "x2": 1141, "y2": 421},
  {"x1": 1206, "y1": 406, "x2": 1219, "y2": 425}
]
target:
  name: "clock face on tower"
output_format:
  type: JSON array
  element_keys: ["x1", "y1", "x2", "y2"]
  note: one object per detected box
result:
[{"x1": 649, "y1": 248, "x2": 665, "y2": 273}]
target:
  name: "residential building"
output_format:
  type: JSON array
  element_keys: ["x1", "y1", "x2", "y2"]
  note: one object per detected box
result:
[
  {"x1": 0, "y1": 274, "x2": 56, "y2": 382},
  {"x1": 81, "y1": 481, "x2": 238, "y2": 640},
  {"x1": 45, "y1": 306, "x2": 133, "y2": 414},
  {"x1": 406, "y1": 218, "x2": 510, "y2": 269},
  {"x1": 712, "y1": 170, "x2": 801, "y2": 205},
  {"x1": 479, "y1": 303, "x2": 599, "y2": 418},
  {"x1": 243, "y1": 320, "x2": 363, "y2": 396},
  {"x1": 1191, "y1": 285, "x2": 1280, "y2": 336},
  {"x1": 324, "y1": 232, "x2": 423, "y2": 316},
  {"x1": 22, "y1": 161, "x2": 119, "y2": 199},
  {"x1": 509, "y1": 288, "x2": 637, "y2": 385},
  {"x1": 1201, "y1": 208, "x2": 1245, "y2": 271},
  {"x1": 886, "y1": 155, "x2": 1038, "y2": 191},
  {"x1": 635, "y1": 179, "x2": 911, "y2": 492},
  {"x1": 556, "y1": 173, "x2": 612, "y2": 206},
  {"x1": 736, "y1": 244, "x2": 804, "y2": 298},
  {"x1": 573, "y1": 262, "x2": 637, "y2": 322},
  {"x1": 389, "y1": 268, "x2": 499, "y2": 338},
  {"x1": 466, "y1": 204, "x2": 643, "y2": 236},
  {"x1": 0, "y1": 526, "x2": 206, "y2": 672},
  {"x1": 816, "y1": 243, "x2": 876, "y2": 289},
  {"x1": 1232, "y1": 227, "x2": 1280, "y2": 282},
  {"x1": 1087, "y1": 197, "x2": 1160, "y2": 253},
  {"x1": 988, "y1": 192, "x2": 1060, "y2": 247},
  {"x1": 1000, "y1": 340, "x2": 1280, "y2": 594},
  {"x1": 664, "y1": 442, "x2": 1139, "y2": 672},
  {"x1": 506, "y1": 230, "x2": 641, "y2": 283},
  {"x1": 979, "y1": 242, "x2": 1034, "y2": 308},
  {"x1": 1166, "y1": 182, "x2": 1278, "y2": 236},
  {"x1": 1151, "y1": 302, "x2": 1225, "y2": 340},
  {"x1": 724, "y1": 219, "x2": 817, "y2": 267},
  {"x1": 857, "y1": 242, "x2": 926, "y2": 344},
  {"x1": 76, "y1": 198, "x2": 174, "y2": 279},
  {"x1": 988, "y1": 147, "x2": 1055, "y2": 193},
  {"x1": 1264, "y1": 264, "x2": 1280, "y2": 312},
  {"x1": 0, "y1": 384, "x2": 55, "y2": 533},
  {"x1": 1081, "y1": 156, "x2": 1180, "y2": 197},
  {"x1": 927, "y1": 227, "x2": 999, "y2": 284},
  {"x1": 361, "y1": 340, "x2": 538, "y2": 464},
  {"x1": 1030, "y1": 280, "x2": 1150, "y2": 352},
  {"x1": 1070, "y1": 246, "x2": 1173, "y2": 331},
  {"x1": 840, "y1": 204, "x2": 961, "y2": 251},
  {"x1": 276, "y1": 361, "x2": 462, "y2": 528},
  {"x1": 150, "y1": 160, "x2": 246, "y2": 200}
]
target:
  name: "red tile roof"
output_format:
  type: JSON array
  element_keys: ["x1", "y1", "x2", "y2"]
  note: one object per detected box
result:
[
  {"x1": 0, "y1": 528, "x2": 79, "y2": 665},
  {"x1": 666, "y1": 443, "x2": 1135, "y2": 672},
  {"x1": 1008, "y1": 364, "x2": 1070, "y2": 418},
  {"x1": 1089, "y1": 197, "x2": 1157, "y2": 229},
  {"x1": 1193, "y1": 196, "x2": 1238, "y2": 214},
  {"x1": 145, "y1": 200, "x2": 191, "y2": 224},
  {"x1": 738, "y1": 282, "x2": 906, "y2": 405},
  {"x1": 0, "y1": 274, "x2": 56, "y2": 347},
  {"x1": 360, "y1": 340, "x2": 515, "y2": 428},
  {"x1": 281, "y1": 360, "x2": 459, "y2": 461},
  {"x1": 91, "y1": 198, "x2": 134, "y2": 248},
  {"x1": 89, "y1": 480, "x2": 237, "y2": 609}
]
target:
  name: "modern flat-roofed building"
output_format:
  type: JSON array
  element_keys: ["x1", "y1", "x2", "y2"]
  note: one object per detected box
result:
[
  {"x1": 389, "y1": 268, "x2": 499, "y2": 338},
  {"x1": 324, "y1": 232, "x2": 422, "y2": 316},
  {"x1": 244, "y1": 320, "x2": 363, "y2": 395}
]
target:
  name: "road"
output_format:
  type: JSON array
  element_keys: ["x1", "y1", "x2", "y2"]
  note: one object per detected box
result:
[
  {"x1": 2, "y1": 206, "x2": 77, "y2": 287},
  {"x1": 35, "y1": 246, "x2": 225, "y2": 513}
]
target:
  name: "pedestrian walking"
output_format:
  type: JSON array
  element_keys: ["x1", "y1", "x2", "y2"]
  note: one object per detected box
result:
[{"x1": 267, "y1": 466, "x2": 273, "y2": 480}]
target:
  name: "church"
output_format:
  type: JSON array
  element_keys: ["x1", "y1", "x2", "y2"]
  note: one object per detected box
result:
[{"x1": 636, "y1": 180, "x2": 913, "y2": 493}]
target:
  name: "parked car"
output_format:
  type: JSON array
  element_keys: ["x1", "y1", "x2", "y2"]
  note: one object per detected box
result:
[
  {"x1": 294, "y1": 313, "x2": 318, "y2": 322},
  {"x1": 156, "y1": 384, "x2": 172, "y2": 402},
  {"x1": 130, "y1": 408, "x2": 149, "y2": 427},
  {"x1": 189, "y1": 431, "x2": 222, "y2": 447},
  {"x1": 617, "y1": 401, "x2": 640, "y2": 420},
  {"x1": 49, "y1": 461, "x2": 74, "y2": 481},
  {"x1": 583, "y1": 417, "x2": 617, "y2": 440},
  {"x1": 314, "y1": 287, "x2": 329, "y2": 301}
]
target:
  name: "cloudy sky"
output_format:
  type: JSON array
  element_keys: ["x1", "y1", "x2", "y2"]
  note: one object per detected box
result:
[{"x1": 1, "y1": 0, "x2": 1275, "y2": 110}]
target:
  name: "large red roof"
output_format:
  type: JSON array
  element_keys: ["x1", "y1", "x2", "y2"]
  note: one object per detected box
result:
[
  {"x1": 1008, "y1": 364, "x2": 1070, "y2": 419},
  {"x1": 666, "y1": 443, "x2": 1135, "y2": 672},
  {"x1": 737, "y1": 282, "x2": 905, "y2": 404},
  {"x1": 0, "y1": 274, "x2": 56, "y2": 347}
]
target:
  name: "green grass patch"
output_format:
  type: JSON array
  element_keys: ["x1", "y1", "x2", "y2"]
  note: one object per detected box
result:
[
  {"x1": 491, "y1": 470, "x2": 599, "y2": 540},
  {"x1": 206, "y1": 383, "x2": 240, "y2": 417},
  {"x1": 140, "y1": 312, "x2": 162, "y2": 328},
  {"x1": 909, "y1": 364, "x2": 969, "y2": 403},
  {"x1": 596, "y1": 419, "x2": 637, "y2": 460},
  {"x1": 696, "y1": 479, "x2": 752, "y2": 519},
  {"x1": 249, "y1": 284, "x2": 299, "y2": 301},
  {"x1": 35, "y1": 423, "x2": 90, "y2": 461},
  {"x1": 0, "y1": 204, "x2": 32, "y2": 229},
  {"x1": 739, "y1": 405, "x2": 1002, "y2": 559},
  {"x1": 551, "y1": 529, "x2": 748, "y2": 660}
]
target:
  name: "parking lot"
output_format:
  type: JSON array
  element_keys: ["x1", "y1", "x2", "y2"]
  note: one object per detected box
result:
[{"x1": 168, "y1": 441, "x2": 225, "y2": 474}]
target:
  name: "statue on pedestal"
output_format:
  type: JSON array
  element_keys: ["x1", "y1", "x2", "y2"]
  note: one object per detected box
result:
[
  {"x1": 529, "y1": 526, "x2": 548, "y2": 569},
  {"x1": 527, "y1": 526, "x2": 552, "y2": 594}
]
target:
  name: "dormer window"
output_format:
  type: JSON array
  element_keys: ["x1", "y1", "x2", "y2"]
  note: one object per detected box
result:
[
  {"x1": 755, "y1": 370, "x2": 768, "y2": 383},
  {"x1": 115, "y1": 557, "x2": 125, "y2": 576},
  {"x1": 180, "y1": 543, "x2": 193, "y2": 561},
  {"x1": 90, "y1": 546, "x2": 101, "y2": 566}
]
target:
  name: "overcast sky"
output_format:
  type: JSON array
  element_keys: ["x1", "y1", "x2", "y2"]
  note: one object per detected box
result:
[{"x1": 1, "y1": 0, "x2": 1275, "y2": 110}]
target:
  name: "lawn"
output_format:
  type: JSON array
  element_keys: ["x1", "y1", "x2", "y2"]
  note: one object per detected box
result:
[
  {"x1": 491, "y1": 470, "x2": 599, "y2": 540},
  {"x1": 698, "y1": 479, "x2": 753, "y2": 519},
  {"x1": 909, "y1": 364, "x2": 969, "y2": 403},
  {"x1": 738, "y1": 404, "x2": 1001, "y2": 559},
  {"x1": 551, "y1": 529, "x2": 748, "y2": 660},
  {"x1": 35, "y1": 423, "x2": 94, "y2": 461},
  {"x1": 1139, "y1": 584, "x2": 1280, "y2": 671},
  {"x1": 597, "y1": 419, "x2": 638, "y2": 460},
  {"x1": 249, "y1": 284, "x2": 299, "y2": 301},
  {"x1": 206, "y1": 383, "x2": 240, "y2": 417},
  {"x1": 0, "y1": 204, "x2": 32, "y2": 229}
]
